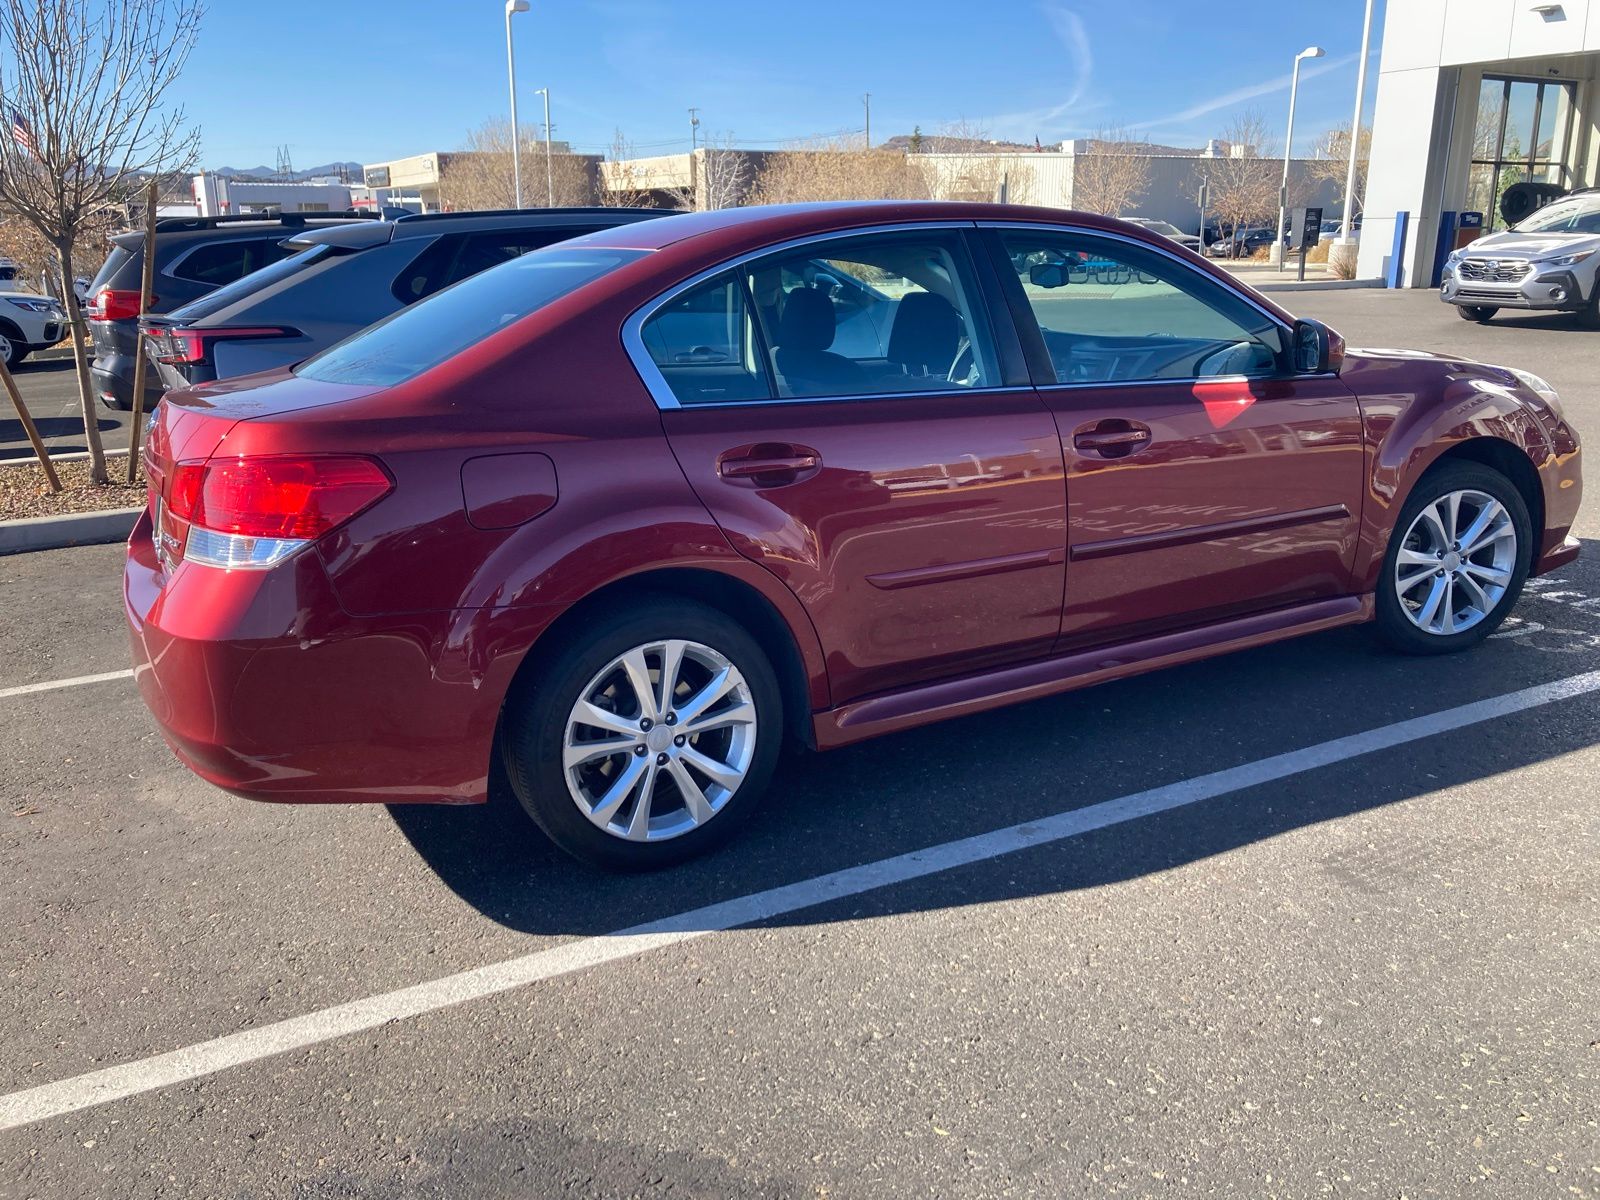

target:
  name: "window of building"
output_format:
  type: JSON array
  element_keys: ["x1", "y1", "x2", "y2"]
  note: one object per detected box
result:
[{"x1": 1466, "y1": 76, "x2": 1576, "y2": 230}]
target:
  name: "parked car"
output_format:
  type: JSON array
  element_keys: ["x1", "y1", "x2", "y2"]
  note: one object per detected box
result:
[
  {"x1": 1125, "y1": 218, "x2": 1202, "y2": 252},
  {"x1": 127, "y1": 202, "x2": 1583, "y2": 869},
  {"x1": 1440, "y1": 187, "x2": 1600, "y2": 323},
  {"x1": 86, "y1": 213, "x2": 376, "y2": 409},
  {"x1": 142, "y1": 207, "x2": 671, "y2": 391},
  {"x1": 1207, "y1": 226, "x2": 1278, "y2": 257},
  {"x1": 0, "y1": 286, "x2": 65, "y2": 368}
]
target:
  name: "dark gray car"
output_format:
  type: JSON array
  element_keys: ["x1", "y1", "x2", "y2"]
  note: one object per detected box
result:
[
  {"x1": 87, "y1": 213, "x2": 377, "y2": 409},
  {"x1": 143, "y1": 208, "x2": 672, "y2": 391}
]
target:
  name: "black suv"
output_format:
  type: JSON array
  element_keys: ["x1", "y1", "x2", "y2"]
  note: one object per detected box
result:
[
  {"x1": 142, "y1": 207, "x2": 672, "y2": 392},
  {"x1": 87, "y1": 213, "x2": 376, "y2": 409}
]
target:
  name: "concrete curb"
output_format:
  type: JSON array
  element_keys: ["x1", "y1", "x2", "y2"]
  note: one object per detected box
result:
[
  {"x1": 1, "y1": 447, "x2": 132, "y2": 468},
  {"x1": 33, "y1": 345, "x2": 80, "y2": 361},
  {"x1": 0, "y1": 506, "x2": 140, "y2": 556},
  {"x1": 1252, "y1": 277, "x2": 1385, "y2": 293}
]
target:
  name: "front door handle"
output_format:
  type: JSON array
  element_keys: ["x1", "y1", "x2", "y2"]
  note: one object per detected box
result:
[
  {"x1": 717, "y1": 444, "x2": 823, "y2": 486},
  {"x1": 1073, "y1": 420, "x2": 1153, "y2": 458}
]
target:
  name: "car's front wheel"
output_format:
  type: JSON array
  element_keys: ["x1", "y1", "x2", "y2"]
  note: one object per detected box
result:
[
  {"x1": 1375, "y1": 462, "x2": 1532, "y2": 655},
  {"x1": 1456, "y1": 304, "x2": 1498, "y2": 323},
  {"x1": 0, "y1": 331, "x2": 26, "y2": 369},
  {"x1": 501, "y1": 597, "x2": 783, "y2": 869}
]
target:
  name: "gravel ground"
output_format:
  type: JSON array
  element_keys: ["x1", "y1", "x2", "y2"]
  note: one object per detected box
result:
[{"x1": 0, "y1": 455, "x2": 143, "y2": 519}]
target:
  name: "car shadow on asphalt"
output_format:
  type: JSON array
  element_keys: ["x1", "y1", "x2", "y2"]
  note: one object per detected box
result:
[{"x1": 389, "y1": 547, "x2": 1600, "y2": 939}]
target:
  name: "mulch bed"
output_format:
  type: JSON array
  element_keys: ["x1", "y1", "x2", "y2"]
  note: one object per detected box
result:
[{"x1": 0, "y1": 456, "x2": 145, "y2": 521}]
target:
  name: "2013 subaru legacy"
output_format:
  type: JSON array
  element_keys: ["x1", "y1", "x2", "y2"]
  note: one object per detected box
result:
[{"x1": 127, "y1": 201, "x2": 1583, "y2": 869}]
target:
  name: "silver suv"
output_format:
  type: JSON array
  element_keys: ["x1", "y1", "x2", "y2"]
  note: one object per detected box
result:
[{"x1": 1440, "y1": 189, "x2": 1600, "y2": 324}]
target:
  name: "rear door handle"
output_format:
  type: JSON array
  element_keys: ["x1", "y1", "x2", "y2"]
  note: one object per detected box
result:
[{"x1": 717, "y1": 445, "x2": 823, "y2": 486}]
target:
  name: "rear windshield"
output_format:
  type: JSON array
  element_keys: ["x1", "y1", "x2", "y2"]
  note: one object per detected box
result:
[
  {"x1": 296, "y1": 246, "x2": 646, "y2": 387},
  {"x1": 89, "y1": 244, "x2": 135, "y2": 292},
  {"x1": 168, "y1": 244, "x2": 331, "y2": 321}
]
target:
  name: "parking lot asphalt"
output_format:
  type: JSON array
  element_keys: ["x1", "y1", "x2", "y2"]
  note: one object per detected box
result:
[
  {"x1": 2, "y1": 288, "x2": 1598, "y2": 1198},
  {"x1": 0, "y1": 358, "x2": 131, "y2": 462}
]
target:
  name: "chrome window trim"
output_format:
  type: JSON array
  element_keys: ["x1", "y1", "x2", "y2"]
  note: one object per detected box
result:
[{"x1": 622, "y1": 220, "x2": 984, "y2": 411}]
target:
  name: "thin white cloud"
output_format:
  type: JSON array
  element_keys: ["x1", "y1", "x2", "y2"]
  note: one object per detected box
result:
[
  {"x1": 977, "y1": 3, "x2": 1096, "y2": 138},
  {"x1": 1133, "y1": 51, "x2": 1360, "y2": 131}
]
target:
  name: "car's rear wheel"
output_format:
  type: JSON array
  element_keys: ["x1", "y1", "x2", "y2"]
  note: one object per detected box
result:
[
  {"x1": 1456, "y1": 304, "x2": 1498, "y2": 323},
  {"x1": 501, "y1": 598, "x2": 783, "y2": 869},
  {"x1": 1375, "y1": 462, "x2": 1532, "y2": 655}
]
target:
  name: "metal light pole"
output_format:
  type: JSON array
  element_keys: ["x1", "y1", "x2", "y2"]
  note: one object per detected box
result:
[
  {"x1": 1339, "y1": 1, "x2": 1375, "y2": 242},
  {"x1": 1275, "y1": 45, "x2": 1325, "y2": 267},
  {"x1": 505, "y1": 0, "x2": 531, "y2": 208},
  {"x1": 535, "y1": 87, "x2": 553, "y2": 205}
]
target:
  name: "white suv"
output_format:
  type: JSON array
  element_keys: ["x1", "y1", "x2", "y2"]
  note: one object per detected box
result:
[
  {"x1": 1440, "y1": 190, "x2": 1600, "y2": 324},
  {"x1": 0, "y1": 286, "x2": 66, "y2": 369}
]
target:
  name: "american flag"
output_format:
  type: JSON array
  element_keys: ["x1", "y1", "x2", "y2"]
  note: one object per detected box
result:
[{"x1": 9, "y1": 108, "x2": 38, "y2": 157}]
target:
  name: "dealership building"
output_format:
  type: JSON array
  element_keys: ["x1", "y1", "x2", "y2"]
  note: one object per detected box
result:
[{"x1": 1359, "y1": 0, "x2": 1600, "y2": 285}]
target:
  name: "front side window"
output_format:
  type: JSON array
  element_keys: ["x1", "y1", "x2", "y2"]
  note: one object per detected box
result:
[
  {"x1": 297, "y1": 246, "x2": 645, "y2": 387},
  {"x1": 998, "y1": 230, "x2": 1284, "y2": 384},
  {"x1": 393, "y1": 228, "x2": 604, "y2": 304}
]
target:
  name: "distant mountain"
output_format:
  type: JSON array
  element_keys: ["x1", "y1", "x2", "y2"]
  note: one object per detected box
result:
[{"x1": 207, "y1": 160, "x2": 364, "y2": 182}]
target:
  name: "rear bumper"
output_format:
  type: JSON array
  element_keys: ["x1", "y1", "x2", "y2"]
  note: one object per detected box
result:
[{"x1": 124, "y1": 510, "x2": 511, "y2": 806}]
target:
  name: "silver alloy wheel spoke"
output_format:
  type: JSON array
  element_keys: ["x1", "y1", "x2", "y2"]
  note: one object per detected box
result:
[
  {"x1": 562, "y1": 638, "x2": 758, "y2": 843},
  {"x1": 1393, "y1": 488, "x2": 1517, "y2": 637}
]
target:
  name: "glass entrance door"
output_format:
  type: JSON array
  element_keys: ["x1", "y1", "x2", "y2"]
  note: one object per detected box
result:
[{"x1": 1466, "y1": 76, "x2": 1577, "y2": 229}]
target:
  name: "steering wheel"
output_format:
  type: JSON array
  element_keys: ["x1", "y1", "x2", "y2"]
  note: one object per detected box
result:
[{"x1": 947, "y1": 337, "x2": 975, "y2": 385}]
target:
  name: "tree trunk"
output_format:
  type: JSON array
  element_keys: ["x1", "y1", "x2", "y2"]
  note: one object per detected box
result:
[{"x1": 55, "y1": 240, "x2": 107, "y2": 485}]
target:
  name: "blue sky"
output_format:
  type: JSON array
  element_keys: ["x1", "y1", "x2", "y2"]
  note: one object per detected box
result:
[{"x1": 177, "y1": 1, "x2": 1385, "y2": 169}]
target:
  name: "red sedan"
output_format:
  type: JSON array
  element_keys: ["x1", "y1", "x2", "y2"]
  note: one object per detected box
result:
[{"x1": 126, "y1": 202, "x2": 1583, "y2": 867}]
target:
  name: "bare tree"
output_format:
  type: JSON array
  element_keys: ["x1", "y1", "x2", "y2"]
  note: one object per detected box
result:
[
  {"x1": 696, "y1": 134, "x2": 752, "y2": 211},
  {"x1": 439, "y1": 118, "x2": 596, "y2": 210},
  {"x1": 922, "y1": 119, "x2": 1034, "y2": 204},
  {"x1": 0, "y1": 0, "x2": 201, "y2": 484},
  {"x1": 1069, "y1": 124, "x2": 1153, "y2": 216},
  {"x1": 1201, "y1": 109, "x2": 1279, "y2": 256},
  {"x1": 597, "y1": 129, "x2": 659, "y2": 208},
  {"x1": 1308, "y1": 122, "x2": 1371, "y2": 217},
  {"x1": 750, "y1": 134, "x2": 929, "y2": 204}
]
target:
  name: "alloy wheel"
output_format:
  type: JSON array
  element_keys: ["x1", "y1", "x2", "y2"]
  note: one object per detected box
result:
[
  {"x1": 1393, "y1": 488, "x2": 1517, "y2": 636},
  {"x1": 562, "y1": 638, "x2": 757, "y2": 842}
]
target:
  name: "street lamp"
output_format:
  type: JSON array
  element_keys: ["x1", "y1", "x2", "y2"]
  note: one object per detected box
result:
[
  {"x1": 1275, "y1": 45, "x2": 1325, "y2": 268},
  {"x1": 534, "y1": 87, "x2": 553, "y2": 206},
  {"x1": 505, "y1": 0, "x2": 531, "y2": 208},
  {"x1": 1338, "y1": 1, "x2": 1375, "y2": 245}
]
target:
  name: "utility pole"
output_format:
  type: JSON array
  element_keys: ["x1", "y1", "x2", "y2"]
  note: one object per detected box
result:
[
  {"x1": 689, "y1": 107, "x2": 700, "y2": 152},
  {"x1": 862, "y1": 93, "x2": 871, "y2": 149},
  {"x1": 535, "y1": 87, "x2": 554, "y2": 206}
]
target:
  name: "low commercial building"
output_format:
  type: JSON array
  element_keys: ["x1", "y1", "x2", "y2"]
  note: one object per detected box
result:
[
  {"x1": 191, "y1": 174, "x2": 355, "y2": 216},
  {"x1": 1359, "y1": 0, "x2": 1600, "y2": 285}
]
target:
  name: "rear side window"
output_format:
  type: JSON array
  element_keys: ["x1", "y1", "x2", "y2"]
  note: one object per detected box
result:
[
  {"x1": 90, "y1": 245, "x2": 135, "y2": 291},
  {"x1": 168, "y1": 238, "x2": 289, "y2": 286},
  {"x1": 640, "y1": 274, "x2": 772, "y2": 406},
  {"x1": 392, "y1": 228, "x2": 604, "y2": 304},
  {"x1": 297, "y1": 247, "x2": 645, "y2": 387}
]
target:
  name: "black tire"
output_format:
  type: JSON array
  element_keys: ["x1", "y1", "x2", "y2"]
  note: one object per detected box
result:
[
  {"x1": 1571, "y1": 285, "x2": 1600, "y2": 329},
  {"x1": 1456, "y1": 304, "x2": 1498, "y2": 323},
  {"x1": 501, "y1": 596, "x2": 784, "y2": 870},
  {"x1": 1374, "y1": 462, "x2": 1533, "y2": 656},
  {"x1": 0, "y1": 331, "x2": 24, "y2": 369}
]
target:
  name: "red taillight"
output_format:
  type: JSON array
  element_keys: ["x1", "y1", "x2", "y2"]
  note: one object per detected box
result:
[
  {"x1": 91, "y1": 288, "x2": 148, "y2": 321},
  {"x1": 188, "y1": 455, "x2": 392, "y2": 540},
  {"x1": 148, "y1": 326, "x2": 293, "y2": 366}
]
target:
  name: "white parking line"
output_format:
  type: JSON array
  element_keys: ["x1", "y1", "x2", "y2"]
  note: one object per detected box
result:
[
  {"x1": 2, "y1": 668, "x2": 1599, "y2": 1133},
  {"x1": 0, "y1": 669, "x2": 133, "y2": 700}
]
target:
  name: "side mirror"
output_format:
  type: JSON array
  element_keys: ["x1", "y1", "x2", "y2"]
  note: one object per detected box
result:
[
  {"x1": 1029, "y1": 262, "x2": 1069, "y2": 289},
  {"x1": 1291, "y1": 318, "x2": 1344, "y2": 374}
]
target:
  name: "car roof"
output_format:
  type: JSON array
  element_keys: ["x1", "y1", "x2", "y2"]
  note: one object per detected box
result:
[{"x1": 284, "y1": 205, "x2": 674, "y2": 250}]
